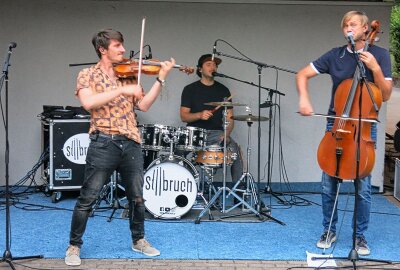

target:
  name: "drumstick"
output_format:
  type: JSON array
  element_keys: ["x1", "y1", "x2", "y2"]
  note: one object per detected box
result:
[{"x1": 211, "y1": 95, "x2": 233, "y2": 113}]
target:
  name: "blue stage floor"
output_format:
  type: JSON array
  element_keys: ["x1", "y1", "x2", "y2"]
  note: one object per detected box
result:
[{"x1": 1, "y1": 184, "x2": 399, "y2": 262}]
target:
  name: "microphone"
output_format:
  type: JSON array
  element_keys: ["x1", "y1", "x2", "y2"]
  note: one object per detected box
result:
[
  {"x1": 211, "y1": 40, "x2": 217, "y2": 61},
  {"x1": 9, "y1": 42, "x2": 17, "y2": 50},
  {"x1": 260, "y1": 101, "x2": 274, "y2": 108},
  {"x1": 346, "y1": 32, "x2": 356, "y2": 48},
  {"x1": 3, "y1": 42, "x2": 17, "y2": 73},
  {"x1": 212, "y1": 71, "x2": 226, "y2": 78}
]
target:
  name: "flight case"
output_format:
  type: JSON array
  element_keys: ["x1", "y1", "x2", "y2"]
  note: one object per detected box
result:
[{"x1": 42, "y1": 119, "x2": 90, "y2": 202}]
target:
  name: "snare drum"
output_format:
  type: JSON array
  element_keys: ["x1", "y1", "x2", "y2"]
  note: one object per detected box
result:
[
  {"x1": 176, "y1": 126, "x2": 206, "y2": 152},
  {"x1": 143, "y1": 155, "x2": 198, "y2": 219},
  {"x1": 139, "y1": 124, "x2": 176, "y2": 151},
  {"x1": 195, "y1": 145, "x2": 237, "y2": 168}
]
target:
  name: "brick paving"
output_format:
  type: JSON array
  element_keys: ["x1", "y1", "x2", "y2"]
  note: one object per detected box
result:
[{"x1": 1, "y1": 258, "x2": 400, "y2": 270}]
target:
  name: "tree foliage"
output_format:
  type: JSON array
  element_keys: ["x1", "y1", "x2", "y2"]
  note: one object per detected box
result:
[{"x1": 391, "y1": 4, "x2": 400, "y2": 77}]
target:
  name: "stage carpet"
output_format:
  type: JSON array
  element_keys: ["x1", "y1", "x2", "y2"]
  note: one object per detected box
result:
[{"x1": 0, "y1": 184, "x2": 399, "y2": 262}]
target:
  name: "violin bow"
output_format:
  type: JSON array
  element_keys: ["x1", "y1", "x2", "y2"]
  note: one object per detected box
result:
[{"x1": 137, "y1": 17, "x2": 146, "y2": 86}]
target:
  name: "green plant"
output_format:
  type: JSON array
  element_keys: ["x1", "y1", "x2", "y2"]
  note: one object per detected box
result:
[{"x1": 390, "y1": 4, "x2": 400, "y2": 78}]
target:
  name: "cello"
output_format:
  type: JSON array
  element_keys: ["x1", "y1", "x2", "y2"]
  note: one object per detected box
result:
[{"x1": 317, "y1": 21, "x2": 382, "y2": 180}]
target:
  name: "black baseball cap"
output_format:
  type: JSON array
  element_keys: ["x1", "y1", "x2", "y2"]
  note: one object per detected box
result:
[{"x1": 196, "y1": 54, "x2": 222, "y2": 77}]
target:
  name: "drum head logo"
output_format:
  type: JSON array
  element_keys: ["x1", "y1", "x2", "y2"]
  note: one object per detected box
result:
[
  {"x1": 143, "y1": 161, "x2": 197, "y2": 219},
  {"x1": 63, "y1": 133, "x2": 90, "y2": 164}
]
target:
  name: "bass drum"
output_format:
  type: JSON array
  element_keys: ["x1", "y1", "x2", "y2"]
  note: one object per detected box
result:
[{"x1": 143, "y1": 155, "x2": 198, "y2": 219}]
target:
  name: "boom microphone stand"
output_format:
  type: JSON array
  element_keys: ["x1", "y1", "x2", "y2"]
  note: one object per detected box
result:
[
  {"x1": 212, "y1": 47, "x2": 293, "y2": 225},
  {"x1": 1, "y1": 43, "x2": 43, "y2": 270}
]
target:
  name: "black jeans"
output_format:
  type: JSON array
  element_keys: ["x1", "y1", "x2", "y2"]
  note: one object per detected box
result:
[{"x1": 69, "y1": 134, "x2": 145, "y2": 247}]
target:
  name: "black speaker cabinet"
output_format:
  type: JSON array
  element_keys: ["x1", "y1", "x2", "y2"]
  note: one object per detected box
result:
[{"x1": 42, "y1": 119, "x2": 90, "y2": 195}]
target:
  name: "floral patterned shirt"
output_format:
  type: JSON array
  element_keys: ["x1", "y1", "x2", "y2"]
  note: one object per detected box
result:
[{"x1": 75, "y1": 62, "x2": 141, "y2": 143}]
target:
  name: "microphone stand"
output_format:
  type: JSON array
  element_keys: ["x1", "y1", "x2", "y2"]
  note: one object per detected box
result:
[
  {"x1": 214, "y1": 51, "x2": 290, "y2": 225},
  {"x1": 1, "y1": 46, "x2": 43, "y2": 270}
]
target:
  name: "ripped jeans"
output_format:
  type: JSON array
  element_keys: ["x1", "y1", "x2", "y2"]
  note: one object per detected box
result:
[{"x1": 69, "y1": 134, "x2": 145, "y2": 247}]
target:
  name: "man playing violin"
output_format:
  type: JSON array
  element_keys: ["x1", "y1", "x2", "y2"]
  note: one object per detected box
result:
[
  {"x1": 180, "y1": 54, "x2": 243, "y2": 194},
  {"x1": 65, "y1": 29, "x2": 175, "y2": 266},
  {"x1": 296, "y1": 11, "x2": 392, "y2": 256}
]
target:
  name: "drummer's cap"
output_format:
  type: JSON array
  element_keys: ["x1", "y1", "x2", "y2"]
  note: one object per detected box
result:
[{"x1": 196, "y1": 54, "x2": 222, "y2": 77}]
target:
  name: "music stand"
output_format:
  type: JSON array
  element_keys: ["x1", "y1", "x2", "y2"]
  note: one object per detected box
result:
[{"x1": 1, "y1": 45, "x2": 43, "y2": 270}]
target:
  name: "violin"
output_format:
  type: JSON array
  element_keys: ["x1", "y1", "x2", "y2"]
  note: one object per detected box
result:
[
  {"x1": 113, "y1": 58, "x2": 194, "y2": 78},
  {"x1": 316, "y1": 20, "x2": 382, "y2": 180}
]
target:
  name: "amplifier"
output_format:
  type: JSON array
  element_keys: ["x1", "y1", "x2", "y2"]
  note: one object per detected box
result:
[{"x1": 42, "y1": 119, "x2": 90, "y2": 201}]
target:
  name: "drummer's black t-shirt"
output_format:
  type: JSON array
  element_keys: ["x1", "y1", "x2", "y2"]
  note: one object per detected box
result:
[{"x1": 181, "y1": 80, "x2": 231, "y2": 131}]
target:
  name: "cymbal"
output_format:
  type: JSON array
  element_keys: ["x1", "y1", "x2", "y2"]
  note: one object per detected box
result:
[
  {"x1": 231, "y1": 115, "x2": 269, "y2": 122},
  {"x1": 204, "y1": 101, "x2": 246, "y2": 107}
]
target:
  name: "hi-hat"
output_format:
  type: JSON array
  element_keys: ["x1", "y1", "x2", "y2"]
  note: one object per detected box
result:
[
  {"x1": 231, "y1": 115, "x2": 269, "y2": 122},
  {"x1": 204, "y1": 101, "x2": 246, "y2": 107}
]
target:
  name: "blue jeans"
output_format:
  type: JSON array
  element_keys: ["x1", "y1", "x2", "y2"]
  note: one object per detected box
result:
[
  {"x1": 321, "y1": 173, "x2": 371, "y2": 237},
  {"x1": 321, "y1": 118, "x2": 373, "y2": 237},
  {"x1": 69, "y1": 134, "x2": 145, "y2": 247}
]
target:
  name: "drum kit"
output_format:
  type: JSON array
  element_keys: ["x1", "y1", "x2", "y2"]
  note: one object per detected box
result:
[
  {"x1": 91, "y1": 101, "x2": 270, "y2": 221},
  {"x1": 140, "y1": 101, "x2": 270, "y2": 222}
]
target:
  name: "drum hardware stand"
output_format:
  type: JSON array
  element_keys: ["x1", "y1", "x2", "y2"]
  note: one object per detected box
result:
[
  {"x1": 229, "y1": 117, "x2": 259, "y2": 211},
  {"x1": 193, "y1": 166, "x2": 219, "y2": 219},
  {"x1": 164, "y1": 128, "x2": 180, "y2": 159},
  {"x1": 222, "y1": 114, "x2": 284, "y2": 224},
  {"x1": 90, "y1": 171, "x2": 126, "y2": 222},
  {"x1": 200, "y1": 166, "x2": 218, "y2": 204},
  {"x1": 211, "y1": 46, "x2": 291, "y2": 225},
  {"x1": 196, "y1": 105, "x2": 257, "y2": 223}
]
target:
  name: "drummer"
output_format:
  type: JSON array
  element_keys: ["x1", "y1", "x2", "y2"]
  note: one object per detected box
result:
[{"x1": 180, "y1": 54, "x2": 243, "y2": 185}]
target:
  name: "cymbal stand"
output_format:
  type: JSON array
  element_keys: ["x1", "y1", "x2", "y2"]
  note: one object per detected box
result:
[
  {"x1": 229, "y1": 119, "x2": 259, "y2": 209},
  {"x1": 222, "y1": 115, "x2": 283, "y2": 224},
  {"x1": 196, "y1": 106, "x2": 251, "y2": 223}
]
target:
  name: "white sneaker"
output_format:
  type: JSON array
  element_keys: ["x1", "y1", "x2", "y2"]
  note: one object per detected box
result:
[{"x1": 65, "y1": 245, "x2": 81, "y2": 266}]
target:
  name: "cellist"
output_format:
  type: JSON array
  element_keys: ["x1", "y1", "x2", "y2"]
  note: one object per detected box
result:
[{"x1": 296, "y1": 11, "x2": 392, "y2": 256}]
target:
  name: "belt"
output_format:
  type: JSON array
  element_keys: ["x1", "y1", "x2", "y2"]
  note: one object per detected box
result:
[{"x1": 92, "y1": 131, "x2": 130, "y2": 141}]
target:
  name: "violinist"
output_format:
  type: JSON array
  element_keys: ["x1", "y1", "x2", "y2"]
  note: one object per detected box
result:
[
  {"x1": 296, "y1": 11, "x2": 392, "y2": 256},
  {"x1": 65, "y1": 29, "x2": 175, "y2": 266}
]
